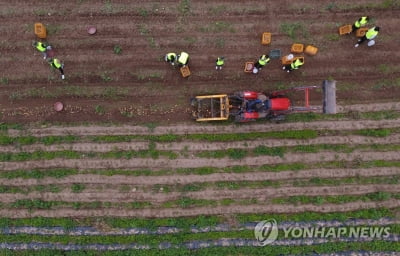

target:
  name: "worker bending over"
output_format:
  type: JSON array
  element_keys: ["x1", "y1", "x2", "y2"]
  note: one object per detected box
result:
[
  {"x1": 33, "y1": 41, "x2": 52, "y2": 59},
  {"x1": 177, "y1": 52, "x2": 189, "y2": 67},
  {"x1": 165, "y1": 52, "x2": 177, "y2": 66},
  {"x1": 355, "y1": 26, "x2": 379, "y2": 47},
  {"x1": 352, "y1": 16, "x2": 369, "y2": 32},
  {"x1": 48, "y1": 58, "x2": 65, "y2": 80},
  {"x1": 216, "y1": 57, "x2": 224, "y2": 70},
  {"x1": 254, "y1": 55, "x2": 270, "y2": 70},
  {"x1": 283, "y1": 58, "x2": 304, "y2": 73}
]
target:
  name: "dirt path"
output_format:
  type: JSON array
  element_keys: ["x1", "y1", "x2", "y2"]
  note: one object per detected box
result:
[
  {"x1": 8, "y1": 118, "x2": 400, "y2": 137},
  {"x1": 0, "y1": 150, "x2": 399, "y2": 171},
  {"x1": 1, "y1": 134, "x2": 400, "y2": 153},
  {"x1": 0, "y1": 184, "x2": 398, "y2": 203},
  {"x1": 0, "y1": 199, "x2": 398, "y2": 218}
]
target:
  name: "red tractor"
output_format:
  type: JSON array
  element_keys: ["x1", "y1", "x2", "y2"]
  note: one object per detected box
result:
[{"x1": 192, "y1": 80, "x2": 336, "y2": 122}]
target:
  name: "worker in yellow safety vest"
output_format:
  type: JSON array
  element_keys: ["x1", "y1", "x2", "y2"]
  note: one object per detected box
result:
[
  {"x1": 48, "y1": 58, "x2": 65, "y2": 80},
  {"x1": 355, "y1": 26, "x2": 379, "y2": 47},
  {"x1": 177, "y1": 52, "x2": 189, "y2": 67},
  {"x1": 283, "y1": 58, "x2": 304, "y2": 73},
  {"x1": 352, "y1": 16, "x2": 369, "y2": 32},
  {"x1": 215, "y1": 57, "x2": 224, "y2": 70},
  {"x1": 254, "y1": 55, "x2": 270, "y2": 70},
  {"x1": 164, "y1": 52, "x2": 177, "y2": 66},
  {"x1": 33, "y1": 41, "x2": 52, "y2": 59}
]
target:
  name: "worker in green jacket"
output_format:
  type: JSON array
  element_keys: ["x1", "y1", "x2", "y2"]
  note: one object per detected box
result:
[
  {"x1": 352, "y1": 16, "x2": 369, "y2": 32},
  {"x1": 164, "y1": 52, "x2": 177, "y2": 66},
  {"x1": 283, "y1": 58, "x2": 304, "y2": 73},
  {"x1": 48, "y1": 58, "x2": 65, "y2": 80},
  {"x1": 254, "y1": 55, "x2": 270, "y2": 70},
  {"x1": 215, "y1": 57, "x2": 224, "y2": 70},
  {"x1": 177, "y1": 52, "x2": 189, "y2": 67},
  {"x1": 33, "y1": 41, "x2": 51, "y2": 59},
  {"x1": 355, "y1": 26, "x2": 379, "y2": 47}
]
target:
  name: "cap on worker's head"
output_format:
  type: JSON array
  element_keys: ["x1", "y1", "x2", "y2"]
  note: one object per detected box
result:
[
  {"x1": 375, "y1": 26, "x2": 380, "y2": 31},
  {"x1": 220, "y1": 56, "x2": 224, "y2": 59}
]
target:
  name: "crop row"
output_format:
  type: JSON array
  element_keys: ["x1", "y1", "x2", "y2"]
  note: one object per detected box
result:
[
  {"x1": 0, "y1": 175, "x2": 398, "y2": 195},
  {"x1": 0, "y1": 142, "x2": 399, "y2": 162},
  {"x1": 0, "y1": 226, "x2": 398, "y2": 247},
  {"x1": 1, "y1": 128, "x2": 399, "y2": 146},
  {"x1": 0, "y1": 160, "x2": 398, "y2": 180},
  {"x1": 2, "y1": 218, "x2": 398, "y2": 236},
  {"x1": 0, "y1": 240, "x2": 398, "y2": 256},
  {"x1": 1, "y1": 208, "x2": 396, "y2": 230},
  {"x1": 0, "y1": 238, "x2": 399, "y2": 256}
]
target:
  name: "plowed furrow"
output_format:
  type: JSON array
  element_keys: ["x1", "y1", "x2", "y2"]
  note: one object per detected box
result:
[
  {"x1": 8, "y1": 117, "x2": 400, "y2": 137},
  {"x1": 0, "y1": 167, "x2": 398, "y2": 187},
  {"x1": 0, "y1": 151, "x2": 399, "y2": 171},
  {"x1": 0, "y1": 199, "x2": 398, "y2": 218},
  {"x1": 1, "y1": 134, "x2": 399, "y2": 153},
  {"x1": 0, "y1": 184, "x2": 398, "y2": 203}
]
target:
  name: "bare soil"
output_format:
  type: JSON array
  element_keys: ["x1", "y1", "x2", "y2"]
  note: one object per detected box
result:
[{"x1": 0, "y1": 0, "x2": 399, "y2": 125}]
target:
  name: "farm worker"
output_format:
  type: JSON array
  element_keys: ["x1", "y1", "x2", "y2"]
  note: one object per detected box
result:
[
  {"x1": 254, "y1": 55, "x2": 270, "y2": 70},
  {"x1": 48, "y1": 58, "x2": 65, "y2": 80},
  {"x1": 355, "y1": 26, "x2": 379, "y2": 47},
  {"x1": 33, "y1": 41, "x2": 52, "y2": 59},
  {"x1": 215, "y1": 57, "x2": 224, "y2": 70},
  {"x1": 177, "y1": 52, "x2": 189, "y2": 67},
  {"x1": 283, "y1": 58, "x2": 304, "y2": 73},
  {"x1": 352, "y1": 16, "x2": 369, "y2": 32},
  {"x1": 165, "y1": 52, "x2": 177, "y2": 66}
]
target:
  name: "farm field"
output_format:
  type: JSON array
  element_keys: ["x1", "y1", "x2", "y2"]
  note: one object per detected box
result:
[{"x1": 0, "y1": 0, "x2": 400, "y2": 255}]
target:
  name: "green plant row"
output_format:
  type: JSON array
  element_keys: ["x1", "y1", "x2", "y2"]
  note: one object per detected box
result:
[
  {"x1": 1, "y1": 142, "x2": 399, "y2": 162},
  {"x1": 0, "y1": 224, "x2": 399, "y2": 246},
  {"x1": 0, "y1": 148, "x2": 178, "y2": 162},
  {"x1": 1, "y1": 160, "x2": 400, "y2": 180},
  {"x1": 0, "y1": 240, "x2": 399, "y2": 256},
  {"x1": 153, "y1": 175, "x2": 399, "y2": 193},
  {"x1": 272, "y1": 192, "x2": 400, "y2": 205},
  {"x1": 196, "y1": 143, "x2": 400, "y2": 159},
  {"x1": 35, "y1": 175, "x2": 400, "y2": 195},
  {"x1": 285, "y1": 110, "x2": 400, "y2": 122},
  {"x1": 1, "y1": 127, "x2": 398, "y2": 146},
  {"x1": 0, "y1": 208, "x2": 396, "y2": 230}
]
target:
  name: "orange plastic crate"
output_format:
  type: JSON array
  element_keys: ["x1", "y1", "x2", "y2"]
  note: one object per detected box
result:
[
  {"x1": 282, "y1": 56, "x2": 304, "y2": 65},
  {"x1": 339, "y1": 24, "x2": 352, "y2": 35},
  {"x1": 305, "y1": 45, "x2": 318, "y2": 56},
  {"x1": 34, "y1": 23, "x2": 47, "y2": 39},
  {"x1": 244, "y1": 62, "x2": 254, "y2": 73},
  {"x1": 261, "y1": 32, "x2": 271, "y2": 45},
  {"x1": 180, "y1": 66, "x2": 191, "y2": 77},
  {"x1": 356, "y1": 27, "x2": 369, "y2": 38},
  {"x1": 291, "y1": 43, "x2": 304, "y2": 53}
]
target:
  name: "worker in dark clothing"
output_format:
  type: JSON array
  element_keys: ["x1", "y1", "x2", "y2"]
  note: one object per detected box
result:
[
  {"x1": 33, "y1": 41, "x2": 52, "y2": 59},
  {"x1": 352, "y1": 16, "x2": 369, "y2": 32},
  {"x1": 48, "y1": 58, "x2": 65, "y2": 80},
  {"x1": 283, "y1": 58, "x2": 304, "y2": 73},
  {"x1": 254, "y1": 55, "x2": 270, "y2": 70},
  {"x1": 165, "y1": 52, "x2": 177, "y2": 66},
  {"x1": 215, "y1": 57, "x2": 224, "y2": 70},
  {"x1": 355, "y1": 26, "x2": 379, "y2": 47}
]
